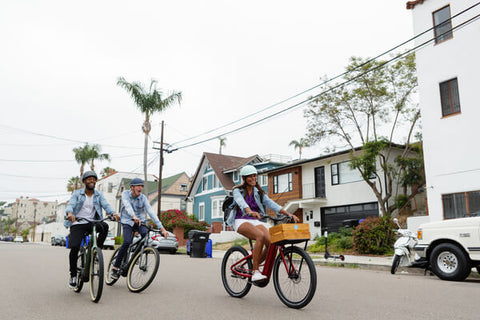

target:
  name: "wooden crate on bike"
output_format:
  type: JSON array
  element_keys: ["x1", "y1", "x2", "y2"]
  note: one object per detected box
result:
[{"x1": 269, "y1": 223, "x2": 311, "y2": 244}]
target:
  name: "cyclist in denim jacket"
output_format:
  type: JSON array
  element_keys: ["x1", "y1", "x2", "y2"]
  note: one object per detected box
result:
[
  {"x1": 111, "y1": 178, "x2": 168, "y2": 279},
  {"x1": 233, "y1": 165, "x2": 298, "y2": 282},
  {"x1": 64, "y1": 171, "x2": 119, "y2": 288}
]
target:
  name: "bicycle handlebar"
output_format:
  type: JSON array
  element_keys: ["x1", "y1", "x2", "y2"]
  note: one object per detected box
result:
[
  {"x1": 260, "y1": 213, "x2": 294, "y2": 224},
  {"x1": 75, "y1": 215, "x2": 115, "y2": 223}
]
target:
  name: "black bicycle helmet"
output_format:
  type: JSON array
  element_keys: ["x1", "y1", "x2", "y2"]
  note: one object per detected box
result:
[{"x1": 82, "y1": 171, "x2": 98, "y2": 182}]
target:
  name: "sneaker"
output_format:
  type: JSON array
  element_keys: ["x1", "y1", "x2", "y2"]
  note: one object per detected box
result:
[
  {"x1": 111, "y1": 268, "x2": 120, "y2": 280},
  {"x1": 251, "y1": 270, "x2": 267, "y2": 282},
  {"x1": 69, "y1": 276, "x2": 77, "y2": 289}
]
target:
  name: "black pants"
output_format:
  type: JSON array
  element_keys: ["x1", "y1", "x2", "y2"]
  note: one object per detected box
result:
[{"x1": 68, "y1": 221, "x2": 109, "y2": 277}]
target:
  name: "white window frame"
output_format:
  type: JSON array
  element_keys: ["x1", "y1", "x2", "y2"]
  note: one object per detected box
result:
[
  {"x1": 331, "y1": 161, "x2": 364, "y2": 185},
  {"x1": 199, "y1": 202, "x2": 205, "y2": 221},
  {"x1": 259, "y1": 174, "x2": 268, "y2": 187},
  {"x1": 273, "y1": 173, "x2": 292, "y2": 194},
  {"x1": 211, "y1": 197, "x2": 224, "y2": 219},
  {"x1": 202, "y1": 176, "x2": 208, "y2": 191}
]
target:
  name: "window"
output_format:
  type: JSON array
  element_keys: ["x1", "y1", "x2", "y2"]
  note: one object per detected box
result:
[
  {"x1": 273, "y1": 173, "x2": 292, "y2": 194},
  {"x1": 199, "y1": 203, "x2": 205, "y2": 221},
  {"x1": 440, "y1": 78, "x2": 461, "y2": 117},
  {"x1": 213, "y1": 175, "x2": 220, "y2": 189},
  {"x1": 202, "y1": 176, "x2": 208, "y2": 191},
  {"x1": 443, "y1": 191, "x2": 480, "y2": 219},
  {"x1": 259, "y1": 174, "x2": 268, "y2": 187},
  {"x1": 331, "y1": 161, "x2": 364, "y2": 185},
  {"x1": 180, "y1": 199, "x2": 187, "y2": 211},
  {"x1": 433, "y1": 5, "x2": 453, "y2": 44},
  {"x1": 211, "y1": 198, "x2": 224, "y2": 219},
  {"x1": 108, "y1": 183, "x2": 113, "y2": 193},
  {"x1": 180, "y1": 183, "x2": 188, "y2": 192},
  {"x1": 233, "y1": 171, "x2": 239, "y2": 182}
]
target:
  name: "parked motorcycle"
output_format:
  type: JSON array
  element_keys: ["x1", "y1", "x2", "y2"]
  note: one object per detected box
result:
[{"x1": 391, "y1": 218, "x2": 418, "y2": 274}]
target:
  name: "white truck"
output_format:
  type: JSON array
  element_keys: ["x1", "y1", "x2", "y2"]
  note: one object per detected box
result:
[{"x1": 414, "y1": 216, "x2": 480, "y2": 281}]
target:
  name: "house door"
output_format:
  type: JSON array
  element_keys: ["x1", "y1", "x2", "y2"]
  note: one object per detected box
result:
[{"x1": 314, "y1": 166, "x2": 326, "y2": 198}]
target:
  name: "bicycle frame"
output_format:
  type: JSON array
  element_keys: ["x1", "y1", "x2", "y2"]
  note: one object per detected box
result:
[
  {"x1": 77, "y1": 218, "x2": 108, "y2": 281},
  {"x1": 118, "y1": 224, "x2": 158, "y2": 274},
  {"x1": 230, "y1": 240, "x2": 308, "y2": 283}
]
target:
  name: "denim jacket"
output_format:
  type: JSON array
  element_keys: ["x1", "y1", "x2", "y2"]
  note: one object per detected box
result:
[
  {"x1": 227, "y1": 187, "x2": 282, "y2": 226},
  {"x1": 64, "y1": 188, "x2": 115, "y2": 228},
  {"x1": 120, "y1": 190, "x2": 163, "y2": 229}
]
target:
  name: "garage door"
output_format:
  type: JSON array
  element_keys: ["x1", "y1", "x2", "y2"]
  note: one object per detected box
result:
[{"x1": 321, "y1": 202, "x2": 379, "y2": 233}]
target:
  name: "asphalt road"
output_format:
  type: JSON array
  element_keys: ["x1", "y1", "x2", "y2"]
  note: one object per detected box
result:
[{"x1": 1, "y1": 242, "x2": 480, "y2": 320}]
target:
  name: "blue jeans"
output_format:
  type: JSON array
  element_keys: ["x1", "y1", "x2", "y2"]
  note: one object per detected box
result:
[{"x1": 113, "y1": 223, "x2": 148, "y2": 269}]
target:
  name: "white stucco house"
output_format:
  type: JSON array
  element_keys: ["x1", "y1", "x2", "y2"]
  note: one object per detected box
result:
[{"x1": 407, "y1": 0, "x2": 480, "y2": 222}]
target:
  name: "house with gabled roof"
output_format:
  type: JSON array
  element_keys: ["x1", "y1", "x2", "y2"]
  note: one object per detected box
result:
[
  {"x1": 112, "y1": 172, "x2": 192, "y2": 236},
  {"x1": 186, "y1": 152, "x2": 287, "y2": 233}
]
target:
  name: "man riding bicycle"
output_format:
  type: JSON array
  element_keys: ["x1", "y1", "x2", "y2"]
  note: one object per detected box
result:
[
  {"x1": 64, "y1": 171, "x2": 119, "y2": 288},
  {"x1": 111, "y1": 178, "x2": 168, "y2": 280}
]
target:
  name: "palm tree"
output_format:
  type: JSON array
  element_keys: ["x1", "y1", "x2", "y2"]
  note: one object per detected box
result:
[
  {"x1": 73, "y1": 144, "x2": 91, "y2": 178},
  {"x1": 289, "y1": 138, "x2": 309, "y2": 159},
  {"x1": 86, "y1": 144, "x2": 110, "y2": 172},
  {"x1": 67, "y1": 176, "x2": 80, "y2": 193},
  {"x1": 219, "y1": 136, "x2": 227, "y2": 154},
  {"x1": 117, "y1": 77, "x2": 182, "y2": 195},
  {"x1": 101, "y1": 167, "x2": 116, "y2": 177}
]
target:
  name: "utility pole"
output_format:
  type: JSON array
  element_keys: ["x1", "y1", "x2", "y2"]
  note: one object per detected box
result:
[
  {"x1": 152, "y1": 121, "x2": 177, "y2": 219},
  {"x1": 154, "y1": 121, "x2": 164, "y2": 219}
]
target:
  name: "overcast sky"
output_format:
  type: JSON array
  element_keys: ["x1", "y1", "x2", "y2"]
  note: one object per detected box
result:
[{"x1": 0, "y1": 0, "x2": 414, "y2": 204}]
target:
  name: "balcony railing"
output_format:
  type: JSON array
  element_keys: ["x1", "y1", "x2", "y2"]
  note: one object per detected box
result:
[{"x1": 302, "y1": 183, "x2": 325, "y2": 199}]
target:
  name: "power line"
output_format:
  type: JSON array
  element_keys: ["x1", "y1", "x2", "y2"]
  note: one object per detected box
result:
[
  {"x1": 170, "y1": 2, "x2": 480, "y2": 148},
  {"x1": 172, "y1": 6, "x2": 480, "y2": 151}
]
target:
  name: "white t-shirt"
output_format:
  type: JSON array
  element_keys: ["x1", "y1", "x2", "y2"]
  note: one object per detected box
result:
[{"x1": 73, "y1": 194, "x2": 96, "y2": 225}]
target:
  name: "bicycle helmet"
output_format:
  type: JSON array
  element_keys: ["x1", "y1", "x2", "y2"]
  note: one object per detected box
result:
[
  {"x1": 239, "y1": 165, "x2": 257, "y2": 177},
  {"x1": 82, "y1": 171, "x2": 98, "y2": 182},
  {"x1": 130, "y1": 178, "x2": 144, "y2": 187}
]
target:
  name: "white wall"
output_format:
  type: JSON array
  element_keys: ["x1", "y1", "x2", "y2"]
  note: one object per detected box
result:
[{"x1": 411, "y1": 0, "x2": 480, "y2": 221}]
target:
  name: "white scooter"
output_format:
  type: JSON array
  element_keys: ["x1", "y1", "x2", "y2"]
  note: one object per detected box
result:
[{"x1": 391, "y1": 218, "x2": 419, "y2": 274}]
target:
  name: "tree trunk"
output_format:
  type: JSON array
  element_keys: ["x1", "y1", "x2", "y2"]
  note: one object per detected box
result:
[{"x1": 142, "y1": 117, "x2": 151, "y2": 196}]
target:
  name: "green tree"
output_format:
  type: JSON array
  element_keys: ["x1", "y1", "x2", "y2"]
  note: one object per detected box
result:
[
  {"x1": 305, "y1": 53, "x2": 423, "y2": 217},
  {"x1": 67, "y1": 176, "x2": 80, "y2": 193},
  {"x1": 73, "y1": 144, "x2": 91, "y2": 178},
  {"x1": 117, "y1": 77, "x2": 182, "y2": 196},
  {"x1": 86, "y1": 144, "x2": 110, "y2": 172},
  {"x1": 289, "y1": 138, "x2": 309, "y2": 159},
  {"x1": 101, "y1": 167, "x2": 116, "y2": 177}
]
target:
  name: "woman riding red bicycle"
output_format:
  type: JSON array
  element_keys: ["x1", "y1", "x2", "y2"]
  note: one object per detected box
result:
[{"x1": 231, "y1": 165, "x2": 299, "y2": 282}]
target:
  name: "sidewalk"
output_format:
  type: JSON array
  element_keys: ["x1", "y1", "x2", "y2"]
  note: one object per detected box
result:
[{"x1": 211, "y1": 249, "x2": 427, "y2": 275}]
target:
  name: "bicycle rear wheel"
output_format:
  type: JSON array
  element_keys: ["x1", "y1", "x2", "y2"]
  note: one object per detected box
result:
[
  {"x1": 127, "y1": 247, "x2": 159, "y2": 293},
  {"x1": 105, "y1": 247, "x2": 120, "y2": 286},
  {"x1": 221, "y1": 246, "x2": 252, "y2": 298},
  {"x1": 89, "y1": 247, "x2": 104, "y2": 303},
  {"x1": 273, "y1": 246, "x2": 317, "y2": 309},
  {"x1": 73, "y1": 249, "x2": 84, "y2": 293}
]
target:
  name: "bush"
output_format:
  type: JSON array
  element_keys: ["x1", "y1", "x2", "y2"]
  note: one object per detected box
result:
[
  {"x1": 352, "y1": 216, "x2": 396, "y2": 254},
  {"x1": 308, "y1": 228, "x2": 354, "y2": 253},
  {"x1": 156, "y1": 209, "x2": 210, "y2": 238},
  {"x1": 114, "y1": 236, "x2": 123, "y2": 245}
]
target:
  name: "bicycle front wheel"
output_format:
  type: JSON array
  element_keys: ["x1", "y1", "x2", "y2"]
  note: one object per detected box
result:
[
  {"x1": 221, "y1": 246, "x2": 252, "y2": 298},
  {"x1": 73, "y1": 249, "x2": 84, "y2": 293},
  {"x1": 273, "y1": 246, "x2": 317, "y2": 309},
  {"x1": 127, "y1": 247, "x2": 159, "y2": 293},
  {"x1": 106, "y1": 247, "x2": 120, "y2": 286},
  {"x1": 89, "y1": 247, "x2": 104, "y2": 303}
]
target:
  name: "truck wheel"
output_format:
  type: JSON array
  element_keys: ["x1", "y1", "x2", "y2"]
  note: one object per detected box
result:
[{"x1": 430, "y1": 243, "x2": 470, "y2": 281}]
